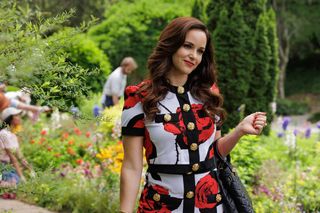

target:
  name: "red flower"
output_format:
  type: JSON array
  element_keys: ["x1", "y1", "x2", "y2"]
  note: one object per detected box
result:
[
  {"x1": 85, "y1": 131, "x2": 91, "y2": 138},
  {"x1": 62, "y1": 132, "x2": 69, "y2": 140},
  {"x1": 76, "y1": 158, "x2": 84, "y2": 165},
  {"x1": 195, "y1": 173, "x2": 219, "y2": 209},
  {"x1": 40, "y1": 129, "x2": 47, "y2": 135},
  {"x1": 74, "y1": 127, "x2": 82, "y2": 135},
  {"x1": 68, "y1": 140, "x2": 74, "y2": 146},
  {"x1": 30, "y1": 139, "x2": 35, "y2": 144},
  {"x1": 47, "y1": 147, "x2": 53, "y2": 152},
  {"x1": 67, "y1": 147, "x2": 76, "y2": 156},
  {"x1": 86, "y1": 142, "x2": 92, "y2": 148}
]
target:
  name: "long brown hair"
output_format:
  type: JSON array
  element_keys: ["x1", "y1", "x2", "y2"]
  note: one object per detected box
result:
[{"x1": 140, "y1": 17, "x2": 225, "y2": 123}]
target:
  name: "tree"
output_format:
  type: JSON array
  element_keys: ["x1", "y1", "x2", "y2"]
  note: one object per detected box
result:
[
  {"x1": 208, "y1": 0, "x2": 278, "y2": 134},
  {"x1": 192, "y1": 0, "x2": 207, "y2": 23},
  {"x1": 271, "y1": 0, "x2": 320, "y2": 98},
  {"x1": 212, "y1": 3, "x2": 253, "y2": 133},
  {"x1": 246, "y1": 13, "x2": 271, "y2": 118},
  {"x1": 265, "y1": 8, "x2": 279, "y2": 132}
]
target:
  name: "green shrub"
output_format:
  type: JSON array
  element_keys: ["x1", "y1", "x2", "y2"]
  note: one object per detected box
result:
[
  {"x1": 17, "y1": 170, "x2": 119, "y2": 212},
  {"x1": 231, "y1": 134, "x2": 263, "y2": 187},
  {"x1": 64, "y1": 33, "x2": 111, "y2": 93},
  {"x1": 308, "y1": 112, "x2": 320, "y2": 123},
  {"x1": 276, "y1": 98, "x2": 310, "y2": 115}
]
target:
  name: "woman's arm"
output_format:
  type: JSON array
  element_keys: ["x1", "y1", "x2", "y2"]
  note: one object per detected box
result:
[
  {"x1": 120, "y1": 135, "x2": 144, "y2": 213},
  {"x1": 5, "y1": 148, "x2": 25, "y2": 181},
  {"x1": 16, "y1": 149, "x2": 33, "y2": 171},
  {"x1": 216, "y1": 112, "x2": 267, "y2": 157}
]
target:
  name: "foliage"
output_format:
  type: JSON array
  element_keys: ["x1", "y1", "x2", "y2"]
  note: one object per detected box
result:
[
  {"x1": 17, "y1": 170, "x2": 119, "y2": 212},
  {"x1": 231, "y1": 134, "x2": 263, "y2": 187},
  {"x1": 212, "y1": 4, "x2": 253, "y2": 133},
  {"x1": 208, "y1": 1, "x2": 278, "y2": 134},
  {"x1": 245, "y1": 12, "x2": 271, "y2": 134},
  {"x1": 0, "y1": 1, "x2": 92, "y2": 109},
  {"x1": 276, "y1": 98, "x2": 310, "y2": 115},
  {"x1": 20, "y1": 0, "x2": 109, "y2": 28},
  {"x1": 191, "y1": 0, "x2": 208, "y2": 23},
  {"x1": 20, "y1": 118, "x2": 97, "y2": 170},
  {"x1": 98, "y1": 100, "x2": 123, "y2": 139},
  {"x1": 286, "y1": 54, "x2": 320, "y2": 96},
  {"x1": 61, "y1": 32, "x2": 111, "y2": 93},
  {"x1": 308, "y1": 112, "x2": 320, "y2": 124},
  {"x1": 88, "y1": 0, "x2": 193, "y2": 82},
  {"x1": 77, "y1": 92, "x2": 103, "y2": 120}
]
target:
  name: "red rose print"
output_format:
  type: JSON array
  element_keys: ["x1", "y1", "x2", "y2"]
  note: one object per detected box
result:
[
  {"x1": 195, "y1": 173, "x2": 219, "y2": 209},
  {"x1": 138, "y1": 185, "x2": 181, "y2": 212}
]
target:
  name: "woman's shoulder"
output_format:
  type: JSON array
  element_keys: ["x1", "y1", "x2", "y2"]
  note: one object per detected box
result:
[
  {"x1": 123, "y1": 80, "x2": 150, "y2": 109},
  {"x1": 124, "y1": 80, "x2": 150, "y2": 99},
  {"x1": 125, "y1": 80, "x2": 150, "y2": 94}
]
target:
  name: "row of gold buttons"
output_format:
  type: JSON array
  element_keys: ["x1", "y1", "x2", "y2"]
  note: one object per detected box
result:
[{"x1": 153, "y1": 191, "x2": 222, "y2": 202}]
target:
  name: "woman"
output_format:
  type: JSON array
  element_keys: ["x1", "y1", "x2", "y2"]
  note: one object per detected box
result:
[
  {"x1": 0, "y1": 107, "x2": 34, "y2": 187},
  {"x1": 120, "y1": 17, "x2": 267, "y2": 212}
]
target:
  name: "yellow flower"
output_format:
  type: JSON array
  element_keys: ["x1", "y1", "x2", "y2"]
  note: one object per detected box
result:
[{"x1": 12, "y1": 124, "x2": 23, "y2": 133}]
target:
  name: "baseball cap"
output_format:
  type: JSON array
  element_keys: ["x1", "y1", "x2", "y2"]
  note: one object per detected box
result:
[{"x1": 1, "y1": 107, "x2": 22, "y2": 121}]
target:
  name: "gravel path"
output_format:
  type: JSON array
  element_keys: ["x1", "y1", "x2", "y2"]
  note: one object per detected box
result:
[{"x1": 0, "y1": 198, "x2": 54, "y2": 213}]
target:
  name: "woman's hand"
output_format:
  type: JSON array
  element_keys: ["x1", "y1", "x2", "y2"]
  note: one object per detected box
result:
[{"x1": 236, "y1": 112, "x2": 267, "y2": 136}]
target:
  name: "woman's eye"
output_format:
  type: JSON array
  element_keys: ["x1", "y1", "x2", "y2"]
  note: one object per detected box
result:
[
  {"x1": 183, "y1": 44, "x2": 192, "y2": 49},
  {"x1": 198, "y1": 49, "x2": 204, "y2": 54}
]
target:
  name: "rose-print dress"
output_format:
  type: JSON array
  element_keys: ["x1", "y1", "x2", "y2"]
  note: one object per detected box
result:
[{"x1": 121, "y1": 81, "x2": 224, "y2": 213}]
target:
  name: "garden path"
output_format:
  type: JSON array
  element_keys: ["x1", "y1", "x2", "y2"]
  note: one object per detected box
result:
[{"x1": 0, "y1": 198, "x2": 55, "y2": 213}]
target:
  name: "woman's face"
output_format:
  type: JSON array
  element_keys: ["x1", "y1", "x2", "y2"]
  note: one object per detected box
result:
[
  {"x1": 170, "y1": 29, "x2": 207, "y2": 77},
  {"x1": 11, "y1": 115, "x2": 21, "y2": 126}
]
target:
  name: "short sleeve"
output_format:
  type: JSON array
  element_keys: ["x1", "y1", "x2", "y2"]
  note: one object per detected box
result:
[
  {"x1": 121, "y1": 85, "x2": 145, "y2": 136},
  {"x1": 0, "y1": 132, "x2": 11, "y2": 149}
]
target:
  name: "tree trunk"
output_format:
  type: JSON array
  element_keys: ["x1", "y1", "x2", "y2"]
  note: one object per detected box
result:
[{"x1": 273, "y1": 0, "x2": 291, "y2": 99}]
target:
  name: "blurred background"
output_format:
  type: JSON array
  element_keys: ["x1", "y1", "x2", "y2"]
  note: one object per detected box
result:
[{"x1": 0, "y1": 0, "x2": 319, "y2": 212}]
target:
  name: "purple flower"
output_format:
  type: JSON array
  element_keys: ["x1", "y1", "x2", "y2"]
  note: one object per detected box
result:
[
  {"x1": 282, "y1": 117, "x2": 290, "y2": 131},
  {"x1": 277, "y1": 132, "x2": 284, "y2": 138},
  {"x1": 293, "y1": 129, "x2": 298, "y2": 136},
  {"x1": 305, "y1": 128, "x2": 311, "y2": 138},
  {"x1": 316, "y1": 121, "x2": 320, "y2": 129}
]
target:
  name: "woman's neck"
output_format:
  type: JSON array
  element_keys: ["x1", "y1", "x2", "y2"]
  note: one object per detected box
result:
[{"x1": 166, "y1": 73, "x2": 188, "y2": 87}]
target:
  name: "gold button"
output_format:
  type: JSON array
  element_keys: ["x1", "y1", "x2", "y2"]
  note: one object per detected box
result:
[
  {"x1": 192, "y1": 163, "x2": 200, "y2": 172},
  {"x1": 190, "y1": 143, "x2": 198, "y2": 151},
  {"x1": 177, "y1": 86, "x2": 185, "y2": 94},
  {"x1": 153, "y1": 193, "x2": 161, "y2": 202},
  {"x1": 164, "y1": 114, "x2": 172, "y2": 122},
  {"x1": 216, "y1": 193, "x2": 222, "y2": 202},
  {"x1": 183, "y1": 104, "x2": 190, "y2": 112},
  {"x1": 187, "y1": 122, "x2": 195, "y2": 130},
  {"x1": 186, "y1": 191, "x2": 194, "y2": 199}
]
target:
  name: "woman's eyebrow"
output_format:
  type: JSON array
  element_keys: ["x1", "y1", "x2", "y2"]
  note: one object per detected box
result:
[{"x1": 185, "y1": 41, "x2": 205, "y2": 49}]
